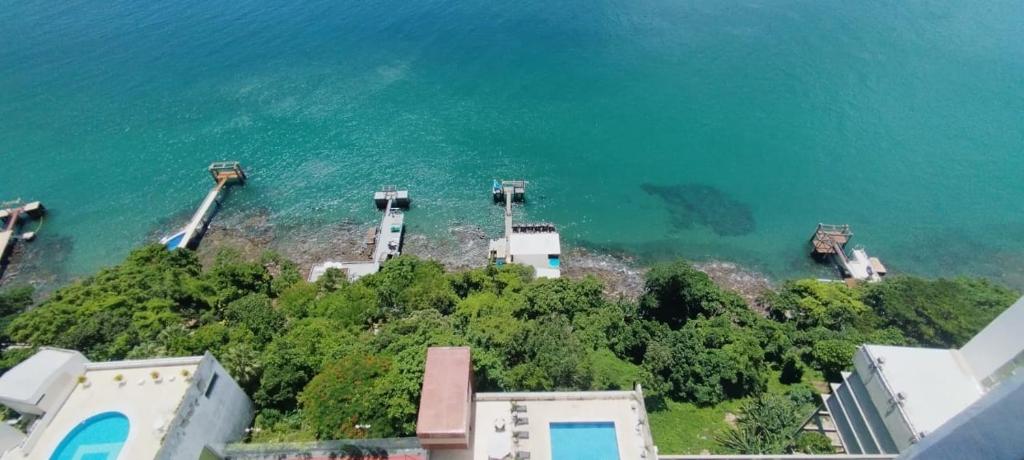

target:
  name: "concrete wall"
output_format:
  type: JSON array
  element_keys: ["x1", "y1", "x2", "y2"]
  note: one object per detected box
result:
[
  {"x1": 156, "y1": 353, "x2": 254, "y2": 460},
  {"x1": 0, "y1": 423, "x2": 25, "y2": 454},
  {"x1": 960, "y1": 296, "x2": 1024, "y2": 383},
  {"x1": 898, "y1": 370, "x2": 1024, "y2": 460},
  {"x1": 852, "y1": 348, "x2": 915, "y2": 451}
]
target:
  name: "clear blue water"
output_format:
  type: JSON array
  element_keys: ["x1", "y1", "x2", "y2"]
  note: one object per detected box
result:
[
  {"x1": 2, "y1": 0, "x2": 1023, "y2": 288},
  {"x1": 50, "y1": 412, "x2": 130, "y2": 460},
  {"x1": 550, "y1": 422, "x2": 620, "y2": 460}
]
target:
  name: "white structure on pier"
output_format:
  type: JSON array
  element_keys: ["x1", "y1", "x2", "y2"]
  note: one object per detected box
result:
[{"x1": 488, "y1": 180, "x2": 562, "y2": 278}]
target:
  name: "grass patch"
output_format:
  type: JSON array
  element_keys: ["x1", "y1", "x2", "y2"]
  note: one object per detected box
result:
[
  {"x1": 650, "y1": 369, "x2": 828, "y2": 454},
  {"x1": 648, "y1": 398, "x2": 743, "y2": 454}
]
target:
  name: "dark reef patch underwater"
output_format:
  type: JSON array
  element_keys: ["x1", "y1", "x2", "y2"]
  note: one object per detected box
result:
[{"x1": 641, "y1": 183, "x2": 755, "y2": 237}]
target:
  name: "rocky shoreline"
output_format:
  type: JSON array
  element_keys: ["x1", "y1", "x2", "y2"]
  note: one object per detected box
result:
[{"x1": 196, "y1": 219, "x2": 776, "y2": 306}]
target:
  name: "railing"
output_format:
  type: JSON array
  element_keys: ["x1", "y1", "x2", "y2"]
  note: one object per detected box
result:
[{"x1": 658, "y1": 455, "x2": 896, "y2": 460}]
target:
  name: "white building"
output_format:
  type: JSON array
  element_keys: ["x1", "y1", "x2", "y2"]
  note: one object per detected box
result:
[
  {"x1": 820, "y1": 296, "x2": 1024, "y2": 456},
  {"x1": 489, "y1": 224, "x2": 562, "y2": 279},
  {"x1": 0, "y1": 348, "x2": 253, "y2": 460}
]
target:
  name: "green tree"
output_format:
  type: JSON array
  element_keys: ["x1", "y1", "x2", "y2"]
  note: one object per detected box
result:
[
  {"x1": 640, "y1": 261, "x2": 746, "y2": 327},
  {"x1": 863, "y1": 276, "x2": 1018, "y2": 347},
  {"x1": 299, "y1": 355, "x2": 391, "y2": 439}
]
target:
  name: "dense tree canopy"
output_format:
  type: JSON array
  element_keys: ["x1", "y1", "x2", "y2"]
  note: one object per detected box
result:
[{"x1": 1, "y1": 244, "x2": 1017, "y2": 453}]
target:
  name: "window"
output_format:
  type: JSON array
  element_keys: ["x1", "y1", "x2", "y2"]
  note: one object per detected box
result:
[{"x1": 205, "y1": 373, "x2": 219, "y2": 398}]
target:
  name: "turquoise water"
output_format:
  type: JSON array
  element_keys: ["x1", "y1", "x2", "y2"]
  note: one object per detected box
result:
[
  {"x1": 50, "y1": 412, "x2": 129, "y2": 460},
  {"x1": 550, "y1": 422, "x2": 620, "y2": 460},
  {"x1": 2, "y1": 0, "x2": 1023, "y2": 287}
]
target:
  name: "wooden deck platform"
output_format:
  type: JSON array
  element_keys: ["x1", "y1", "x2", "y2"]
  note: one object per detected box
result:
[{"x1": 810, "y1": 223, "x2": 852, "y2": 255}]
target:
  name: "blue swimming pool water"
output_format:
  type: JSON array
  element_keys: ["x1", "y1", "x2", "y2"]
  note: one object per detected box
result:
[
  {"x1": 50, "y1": 412, "x2": 130, "y2": 460},
  {"x1": 550, "y1": 422, "x2": 619, "y2": 460}
]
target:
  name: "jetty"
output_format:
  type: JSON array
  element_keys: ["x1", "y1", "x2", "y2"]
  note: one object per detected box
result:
[
  {"x1": 308, "y1": 186, "x2": 411, "y2": 282},
  {"x1": 160, "y1": 162, "x2": 246, "y2": 251},
  {"x1": 809, "y1": 223, "x2": 887, "y2": 283},
  {"x1": 488, "y1": 179, "x2": 561, "y2": 278},
  {"x1": 0, "y1": 200, "x2": 46, "y2": 265}
]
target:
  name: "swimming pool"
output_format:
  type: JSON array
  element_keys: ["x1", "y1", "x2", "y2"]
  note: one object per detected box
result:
[
  {"x1": 50, "y1": 411, "x2": 130, "y2": 460},
  {"x1": 549, "y1": 422, "x2": 620, "y2": 460}
]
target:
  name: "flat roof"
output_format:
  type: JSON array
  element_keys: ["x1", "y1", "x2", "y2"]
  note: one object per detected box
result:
[
  {"x1": 509, "y1": 232, "x2": 560, "y2": 256},
  {"x1": 416, "y1": 347, "x2": 471, "y2": 437},
  {"x1": 0, "y1": 348, "x2": 84, "y2": 403},
  {"x1": 864, "y1": 345, "x2": 983, "y2": 435},
  {"x1": 1, "y1": 358, "x2": 201, "y2": 460},
  {"x1": 430, "y1": 391, "x2": 654, "y2": 460}
]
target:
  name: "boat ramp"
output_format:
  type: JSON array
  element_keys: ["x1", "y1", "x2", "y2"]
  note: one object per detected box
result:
[
  {"x1": 810, "y1": 223, "x2": 887, "y2": 283},
  {"x1": 308, "y1": 187, "x2": 411, "y2": 282},
  {"x1": 160, "y1": 162, "x2": 247, "y2": 251},
  {"x1": 488, "y1": 180, "x2": 562, "y2": 278}
]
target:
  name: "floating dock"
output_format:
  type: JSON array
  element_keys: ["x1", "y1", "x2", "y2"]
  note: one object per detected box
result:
[
  {"x1": 488, "y1": 180, "x2": 561, "y2": 278},
  {"x1": 809, "y1": 223, "x2": 886, "y2": 283},
  {"x1": 308, "y1": 187, "x2": 411, "y2": 282},
  {"x1": 160, "y1": 162, "x2": 246, "y2": 251}
]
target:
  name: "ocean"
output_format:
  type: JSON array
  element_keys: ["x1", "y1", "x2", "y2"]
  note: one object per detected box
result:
[{"x1": 2, "y1": 0, "x2": 1022, "y2": 288}]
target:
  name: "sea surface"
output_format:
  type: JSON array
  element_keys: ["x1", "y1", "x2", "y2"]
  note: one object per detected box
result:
[{"x1": 2, "y1": 0, "x2": 1023, "y2": 288}]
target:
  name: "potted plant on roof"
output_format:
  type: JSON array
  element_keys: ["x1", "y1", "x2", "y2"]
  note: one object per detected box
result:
[
  {"x1": 151, "y1": 370, "x2": 162, "y2": 383},
  {"x1": 114, "y1": 373, "x2": 125, "y2": 387},
  {"x1": 180, "y1": 369, "x2": 192, "y2": 381},
  {"x1": 77, "y1": 375, "x2": 90, "y2": 388}
]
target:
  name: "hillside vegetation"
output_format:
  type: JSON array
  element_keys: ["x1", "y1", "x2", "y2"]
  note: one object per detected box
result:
[{"x1": 1, "y1": 245, "x2": 1017, "y2": 452}]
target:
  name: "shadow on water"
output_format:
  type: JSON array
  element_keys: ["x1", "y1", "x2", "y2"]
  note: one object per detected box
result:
[{"x1": 640, "y1": 183, "x2": 755, "y2": 237}]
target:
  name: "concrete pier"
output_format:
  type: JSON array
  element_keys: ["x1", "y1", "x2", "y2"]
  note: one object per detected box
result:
[
  {"x1": 161, "y1": 162, "x2": 246, "y2": 251},
  {"x1": 309, "y1": 187, "x2": 411, "y2": 282},
  {"x1": 488, "y1": 180, "x2": 561, "y2": 278}
]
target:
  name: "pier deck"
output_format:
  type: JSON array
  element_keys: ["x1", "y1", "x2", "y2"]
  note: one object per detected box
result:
[
  {"x1": 309, "y1": 188, "x2": 410, "y2": 282},
  {"x1": 488, "y1": 179, "x2": 562, "y2": 278},
  {"x1": 161, "y1": 162, "x2": 246, "y2": 251},
  {"x1": 808, "y1": 223, "x2": 886, "y2": 283},
  {"x1": 0, "y1": 201, "x2": 46, "y2": 265}
]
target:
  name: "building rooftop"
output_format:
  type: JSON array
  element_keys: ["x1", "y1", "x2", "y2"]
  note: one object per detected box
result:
[
  {"x1": 0, "y1": 348, "x2": 84, "y2": 405},
  {"x1": 1, "y1": 356, "x2": 202, "y2": 460},
  {"x1": 431, "y1": 391, "x2": 654, "y2": 460},
  {"x1": 862, "y1": 345, "x2": 983, "y2": 436},
  {"x1": 416, "y1": 347, "x2": 472, "y2": 440},
  {"x1": 508, "y1": 232, "x2": 560, "y2": 257}
]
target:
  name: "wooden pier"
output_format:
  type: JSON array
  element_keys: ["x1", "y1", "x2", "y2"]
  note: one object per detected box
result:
[
  {"x1": 809, "y1": 223, "x2": 886, "y2": 283},
  {"x1": 161, "y1": 162, "x2": 246, "y2": 251},
  {"x1": 0, "y1": 200, "x2": 47, "y2": 268}
]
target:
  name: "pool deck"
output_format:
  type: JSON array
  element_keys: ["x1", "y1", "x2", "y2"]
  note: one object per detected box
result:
[
  {"x1": 1, "y1": 358, "x2": 200, "y2": 460},
  {"x1": 430, "y1": 390, "x2": 655, "y2": 460}
]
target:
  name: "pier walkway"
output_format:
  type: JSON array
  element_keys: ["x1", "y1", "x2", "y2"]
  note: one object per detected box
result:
[
  {"x1": 161, "y1": 162, "x2": 246, "y2": 251},
  {"x1": 488, "y1": 180, "x2": 561, "y2": 278},
  {"x1": 308, "y1": 187, "x2": 410, "y2": 282}
]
